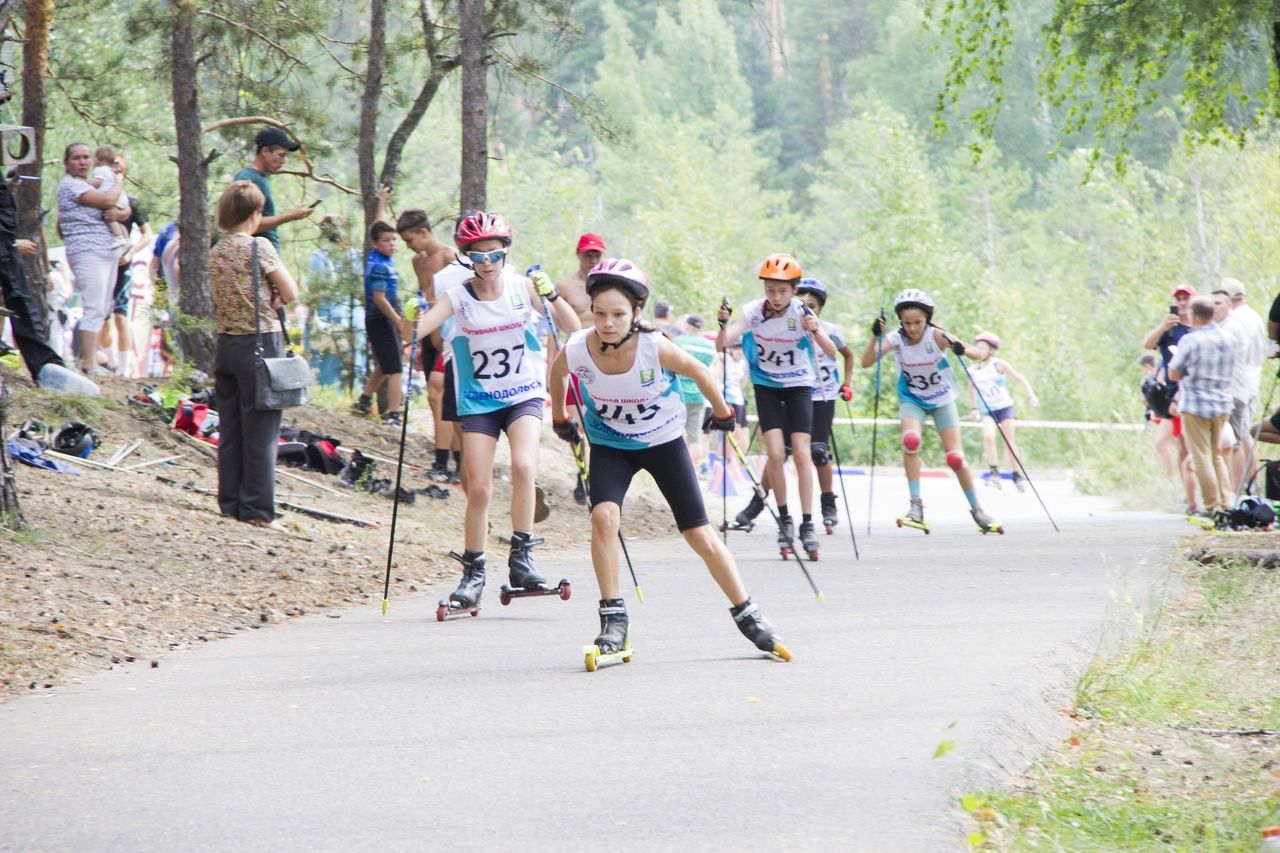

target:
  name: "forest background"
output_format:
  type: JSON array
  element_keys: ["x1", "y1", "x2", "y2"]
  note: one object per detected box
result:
[{"x1": 15, "y1": 0, "x2": 1280, "y2": 494}]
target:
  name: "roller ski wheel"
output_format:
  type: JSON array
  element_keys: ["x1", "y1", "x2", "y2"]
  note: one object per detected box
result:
[
  {"x1": 583, "y1": 642, "x2": 634, "y2": 672},
  {"x1": 498, "y1": 578, "x2": 571, "y2": 606},
  {"x1": 436, "y1": 600, "x2": 481, "y2": 621},
  {"x1": 896, "y1": 498, "x2": 929, "y2": 533},
  {"x1": 799, "y1": 521, "x2": 819, "y2": 562},
  {"x1": 731, "y1": 598, "x2": 792, "y2": 663},
  {"x1": 820, "y1": 492, "x2": 838, "y2": 535},
  {"x1": 895, "y1": 516, "x2": 931, "y2": 534},
  {"x1": 971, "y1": 507, "x2": 1004, "y2": 535}
]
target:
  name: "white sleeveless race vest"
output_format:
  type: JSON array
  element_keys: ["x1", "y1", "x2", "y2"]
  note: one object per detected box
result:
[
  {"x1": 565, "y1": 329, "x2": 685, "y2": 450},
  {"x1": 433, "y1": 260, "x2": 502, "y2": 365},
  {"x1": 968, "y1": 358, "x2": 1014, "y2": 412},
  {"x1": 740, "y1": 297, "x2": 815, "y2": 388},
  {"x1": 723, "y1": 352, "x2": 747, "y2": 406},
  {"x1": 444, "y1": 268, "x2": 546, "y2": 415},
  {"x1": 887, "y1": 326, "x2": 959, "y2": 408},
  {"x1": 812, "y1": 320, "x2": 847, "y2": 401}
]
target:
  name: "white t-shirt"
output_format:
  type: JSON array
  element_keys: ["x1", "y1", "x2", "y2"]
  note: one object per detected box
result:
[
  {"x1": 91, "y1": 165, "x2": 129, "y2": 212},
  {"x1": 1232, "y1": 303, "x2": 1267, "y2": 401}
]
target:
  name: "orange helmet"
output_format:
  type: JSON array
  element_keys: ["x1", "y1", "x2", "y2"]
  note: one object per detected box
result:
[{"x1": 757, "y1": 253, "x2": 802, "y2": 282}]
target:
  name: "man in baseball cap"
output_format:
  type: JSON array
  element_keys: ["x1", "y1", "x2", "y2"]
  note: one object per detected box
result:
[
  {"x1": 575, "y1": 232, "x2": 605, "y2": 255},
  {"x1": 1142, "y1": 282, "x2": 1198, "y2": 513},
  {"x1": 233, "y1": 127, "x2": 313, "y2": 251}
]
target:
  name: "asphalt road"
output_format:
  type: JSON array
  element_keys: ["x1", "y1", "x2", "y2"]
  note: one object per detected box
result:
[{"x1": 0, "y1": 476, "x2": 1180, "y2": 852}]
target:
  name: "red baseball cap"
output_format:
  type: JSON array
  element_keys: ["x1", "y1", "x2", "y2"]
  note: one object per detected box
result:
[
  {"x1": 576, "y1": 232, "x2": 606, "y2": 254},
  {"x1": 1171, "y1": 283, "x2": 1195, "y2": 297}
]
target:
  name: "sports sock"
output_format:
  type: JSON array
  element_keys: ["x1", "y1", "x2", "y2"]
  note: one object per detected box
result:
[
  {"x1": 434, "y1": 449, "x2": 449, "y2": 469},
  {"x1": 802, "y1": 513, "x2": 812, "y2": 524},
  {"x1": 908, "y1": 479, "x2": 920, "y2": 499},
  {"x1": 777, "y1": 505, "x2": 790, "y2": 520},
  {"x1": 963, "y1": 487, "x2": 979, "y2": 508}
]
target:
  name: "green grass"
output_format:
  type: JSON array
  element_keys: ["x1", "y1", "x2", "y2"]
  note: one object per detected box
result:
[{"x1": 965, "y1": 555, "x2": 1280, "y2": 850}]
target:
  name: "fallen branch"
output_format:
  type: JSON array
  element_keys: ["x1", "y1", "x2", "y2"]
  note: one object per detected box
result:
[
  {"x1": 107, "y1": 439, "x2": 144, "y2": 467},
  {"x1": 1173, "y1": 724, "x2": 1280, "y2": 737},
  {"x1": 123, "y1": 455, "x2": 183, "y2": 471},
  {"x1": 276, "y1": 468, "x2": 348, "y2": 498},
  {"x1": 1188, "y1": 548, "x2": 1280, "y2": 569},
  {"x1": 278, "y1": 501, "x2": 378, "y2": 529},
  {"x1": 172, "y1": 431, "x2": 218, "y2": 459}
]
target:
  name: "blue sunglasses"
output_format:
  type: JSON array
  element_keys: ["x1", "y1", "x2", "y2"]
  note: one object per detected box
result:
[{"x1": 466, "y1": 248, "x2": 507, "y2": 265}]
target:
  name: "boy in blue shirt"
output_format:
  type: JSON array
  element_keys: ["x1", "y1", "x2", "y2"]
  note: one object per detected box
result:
[{"x1": 354, "y1": 221, "x2": 406, "y2": 426}]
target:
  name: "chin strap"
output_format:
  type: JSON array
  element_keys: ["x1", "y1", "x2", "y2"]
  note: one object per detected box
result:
[{"x1": 599, "y1": 321, "x2": 639, "y2": 352}]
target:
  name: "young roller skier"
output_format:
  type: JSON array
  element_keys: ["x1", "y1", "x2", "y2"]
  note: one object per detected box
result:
[
  {"x1": 414, "y1": 211, "x2": 580, "y2": 616},
  {"x1": 860, "y1": 289, "x2": 1002, "y2": 534},
  {"x1": 965, "y1": 331, "x2": 1039, "y2": 492},
  {"x1": 716, "y1": 253, "x2": 837, "y2": 560},
  {"x1": 548, "y1": 259, "x2": 791, "y2": 667},
  {"x1": 796, "y1": 278, "x2": 855, "y2": 533}
]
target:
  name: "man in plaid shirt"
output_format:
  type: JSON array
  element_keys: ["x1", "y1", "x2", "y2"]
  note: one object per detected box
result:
[{"x1": 1168, "y1": 295, "x2": 1238, "y2": 519}]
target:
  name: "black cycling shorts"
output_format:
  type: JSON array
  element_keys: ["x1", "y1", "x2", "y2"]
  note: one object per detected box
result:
[
  {"x1": 754, "y1": 384, "x2": 813, "y2": 436},
  {"x1": 811, "y1": 399, "x2": 835, "y2": 446},
  {"x1": 589, "y1": 438, "x2": 708, "y2": 532}
]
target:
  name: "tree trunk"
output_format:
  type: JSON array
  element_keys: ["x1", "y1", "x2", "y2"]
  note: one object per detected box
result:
[
  {"x1": 17, "y1": 0, "x2": 51, "y2": 333},
  {"x1": 358, "y1": 0, "x2": 387, "y2": 242},
  {"x1": 459, "y1": 0, "x2": 487, "y2": 212},
  {"x1": 171, "y1": 0, "x2": 216, "y2": 371}
]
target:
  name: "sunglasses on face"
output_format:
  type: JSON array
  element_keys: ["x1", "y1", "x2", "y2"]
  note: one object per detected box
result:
[{"x1": 466, "y1": 248, "x2": 507, "y2": 265}]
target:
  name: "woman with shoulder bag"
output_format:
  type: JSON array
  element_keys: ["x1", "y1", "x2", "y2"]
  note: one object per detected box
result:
[{"x1": 211, "y1": 180, "x2": 299, "y2": 527}]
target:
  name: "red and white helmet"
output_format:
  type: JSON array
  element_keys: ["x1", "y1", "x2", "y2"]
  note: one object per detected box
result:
[
  {"x1": 454, "y1": 210, "x2": 512, "y2": 249},
  {"x1": 974, "y1": 331, "x2": 1001, "y2": 350},
  {"x1": 586, "y1": 258, "x2": 650, "y2": 306}
]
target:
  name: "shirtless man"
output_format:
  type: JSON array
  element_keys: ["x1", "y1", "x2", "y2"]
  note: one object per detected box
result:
[{"x1": 555, "y1": 232, "x2": 605, "y2": 325}]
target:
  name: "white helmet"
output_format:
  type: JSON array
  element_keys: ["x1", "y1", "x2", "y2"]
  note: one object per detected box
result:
[{"x1": 893, "y1": 288, "x2": 934, "y2": 318}]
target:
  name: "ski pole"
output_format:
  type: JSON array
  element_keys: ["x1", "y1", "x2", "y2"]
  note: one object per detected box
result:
[
  {"x1": 799, "y1": 302, "x2": 859, "y2": 559},
  {"x1": 867, "y1": 308, "x2": 885, "y2": 536},
  {"x1": 726, "y1": 432, "x2": 824, "y2": 604},
  {"x1": 720, "y1": 296, "x2": 730, "y2": 543},
  {"x1": 533, "y1": 266, "x2": 645, "y2": 604},
  {"x1": 947, "y1": 335, "x2": 1059, "y2": 532},
  {"x1": 381, "y1": 292, "x2": 426, "y2": 615}
]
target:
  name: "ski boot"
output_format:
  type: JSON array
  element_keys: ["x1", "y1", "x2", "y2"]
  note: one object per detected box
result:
[
  {"x1": 986, "y1": 465, "x2": 1002, "y2": 489},
  {"x1": 820, "y1": 491, "x2": 838, "y2": 534},
  {"x1": 352, "y1": 394, "x2": 372, "y2": 416},
  {"x1": 584, "y1": 598, "x2": 633, "y2": 671},
  {"x1": 730, "y1": 598, "x2": 792, "y2": 661},
  {"x1": 1010, "y1": 470, "x2": 1026, "y2": 493},
  {"x1": 499, "y1": 532, "x2": 571, "y2": 605},
  {"x1": 776, "y1": 515, "x2": 796, "y2": 559},
  {"x1": 721, "y1": 491, "x2": 765, "y2": 533},
  {"x1": 971, "y1": 506, "x2": 1004, "y2": 535},
  {"x1": 799, "y1": 520, "x2": 820, "y2": 562},
  {"x1": 437, "y1": 551, "x2": 485, "y2": 620},
  {"x1": 896, "y1": 498, "x2": 930, "y2": 533}
]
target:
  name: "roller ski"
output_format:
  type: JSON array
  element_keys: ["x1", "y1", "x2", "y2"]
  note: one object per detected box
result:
[
  {"x1": 895, "y1": 497, "x2": 930, "y2": 534},
  {"x1": 985, "y1": 465, "x2": 1002, "y2": 489},
  {"x1": 731, "y1": 598, "x2": 792, "y2": 662},
  {"x1": 721, "y1": 491, "x2": 765, "y2": 533},
  {"x1": 499, "y1": 534, "x2": 571, "y2": 608},
  {"x1": 799, "y1": 520, "x2": 820, "y2": 561},
  {"x1": 1010, "y1": 470, "x2": 1026, "y2": 493},
  {"x1": 971, "y1": 506, "x2": 1004, "y2": 535},
  {"x1": 584, "y1": 598, "x2": 634, "y2": 671},
  {"x1": 437, "y1": 550, "x2": 485, "y2": 621},
  {"x1": 1186, "y1": 510, "x2": 1229, "y2": 531},
  {"x1": 820, "y1": 491, "x2": 838, "y2": 534},
  {"x1": 776, "y1": 515, "x2": 796, "y2": 559}
]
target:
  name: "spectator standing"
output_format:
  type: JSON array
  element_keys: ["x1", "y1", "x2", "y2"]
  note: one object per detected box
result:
[
  {"x1": 233, "y1": 128, "x2": 314, "y2": 253},
  {"x1": 353, "y1": 220, "x2": 405, "y2": 427},
  {"x1": 0, "y1": 170, "x2": 98, "y2": 394},
  {"x1": 210, "y1": 180, "x2": 299, "y2": 527},
  {"x1": 675, "y1": 315, "x2": 716, "y2": 472},
  {"x1": 56, "y1": 142, "x2": 131, "y2": 376},
  {"x1": 1168, "y1": 296, "x2": 1237, "y2": 523},
  {"x1": 555, "y1": 232, "x2": 605, "y2": 324},
  {"x1": 1211, "y1": 281, "x2": 1260, "y2": 493},
  {"x1": 1142, "y1": 283, "x2": 1199, "y2": 513}
]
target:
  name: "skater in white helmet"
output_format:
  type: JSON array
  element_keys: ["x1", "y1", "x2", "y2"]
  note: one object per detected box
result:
[
  {"x1": 861, "y1": 289, "x2": 1001, "y2": 534},
  {"x1": 965, "y1": 331, "x2": 1039, "y2": 492}
]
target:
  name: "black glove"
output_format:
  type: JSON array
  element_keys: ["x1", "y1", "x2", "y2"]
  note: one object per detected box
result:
[
  {"x1": 871, "y1": 316, "x2": 885, "y2": 337},
  {"x1": 552, "y1": 420, "x2": 581, "y2": 445},
  {"x1": 707, "y1": 410, "x2": 736, "y2": 432},
  {"x1": 950, "y1": 339, "x2": 965, "y2": 356}
]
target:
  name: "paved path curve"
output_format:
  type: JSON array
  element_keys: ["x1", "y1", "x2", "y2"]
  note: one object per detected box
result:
[{"x1": 0, "y1": 479, "x2": 1179, "y2": 852}]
